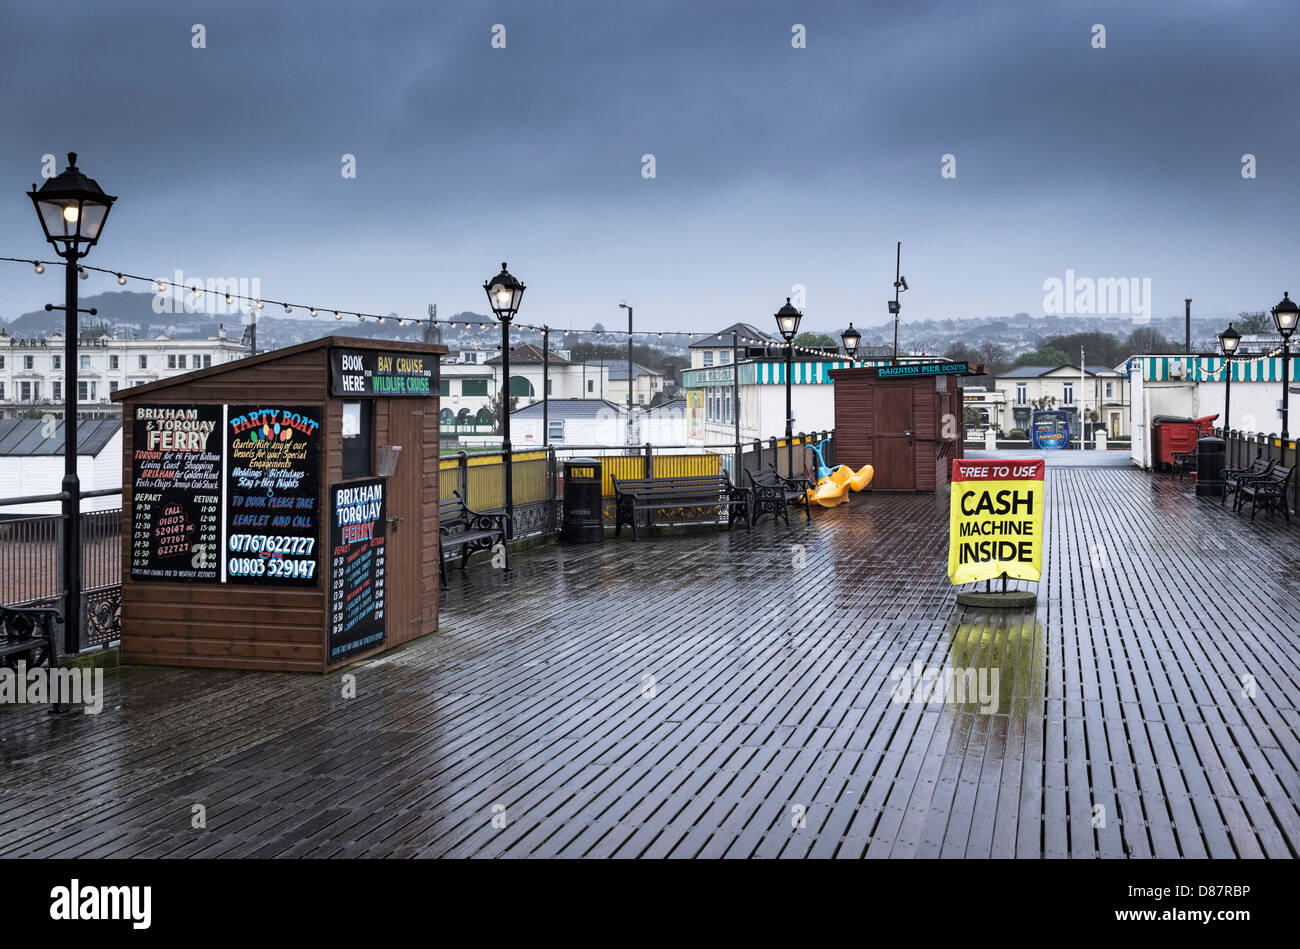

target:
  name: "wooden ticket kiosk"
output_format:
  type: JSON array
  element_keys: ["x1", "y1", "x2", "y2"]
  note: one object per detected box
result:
[
  {"x1": 829, "y1": 361, "x2": 981, "y2": 492},
  {"x1": 111, "y1": 335, "x2": 446, "y2": 671}
]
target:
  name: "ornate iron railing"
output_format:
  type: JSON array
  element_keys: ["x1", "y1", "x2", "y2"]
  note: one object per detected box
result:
[{"x1": 0, "y1": 491, "x2": 123, "y2": 655}]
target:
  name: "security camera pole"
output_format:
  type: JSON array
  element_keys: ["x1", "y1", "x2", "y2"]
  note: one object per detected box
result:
[
  {"x1": 619, "y1": 302, "x2": 633, "y2": 445},
  {"x1": 890, "y1": 241, "x2": 907, "y2": 365}
]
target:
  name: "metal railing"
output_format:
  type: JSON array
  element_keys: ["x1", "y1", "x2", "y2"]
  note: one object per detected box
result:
[
  {"x1": 0, "y1": 488, "x2": 123, "y2": 654},
  {"x1": 437, "y1": 431, "x2": 835, "y2": 532},
  {"x1": 3, "y1": 433, "x2": 836, "y2": 653}
]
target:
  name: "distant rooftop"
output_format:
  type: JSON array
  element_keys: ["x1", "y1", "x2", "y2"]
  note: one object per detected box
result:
[
  {"x1": 689, "y1": 323, "x2": 778, "y2": 348},
  {"x1": 486, "y1": 343, "x2": 570, "y2": 366},
  {"x1": 512, "y1": 398, "x2": 625, "y2": 418},
  {"x1": 599, "y1": 360, "x2": 661, "y2": 381},
  {"x1": 998, "y1": 364, "x2": 1119, "y2": 379},
  {"x1": 0, "y1": 419, "x2": 121, "y2": 457}
]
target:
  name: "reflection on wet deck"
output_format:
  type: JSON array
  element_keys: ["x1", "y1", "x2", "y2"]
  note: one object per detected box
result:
[{"x1": 1, "y1": 466, "x2": 1297, "y2": 858}]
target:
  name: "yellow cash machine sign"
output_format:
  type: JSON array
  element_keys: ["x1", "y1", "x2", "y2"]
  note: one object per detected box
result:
[{"x1": 948, "y1": 459, "x2": 1045, "y2": 584}]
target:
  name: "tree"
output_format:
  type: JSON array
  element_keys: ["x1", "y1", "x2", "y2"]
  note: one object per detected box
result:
[
  {"x1": 976, "y1": 341, "x2": 1009, "y2": 374},
  {"x1": 944, "y1": 342, "x2": 980, "y2": 365},
  {"x1": 1040, "y1": 331, "x2": 1125, "y2": 367},
  {"x1": 1030, "y1": 394, "x2": 1058, "y2": 411},
  {"x1": 484, "y1": 391, "x2": 519, "y2": 433},
  {"x1": 1124, "y1": 326, "x2": 1174, "y2": 355},
  {"x1": 793, "y1": 331, "x2": 837, "y2": 348},
  {"x1": 564, "y1": 341, "x2": 688, "y2": 378},
  {"x1": 1012, "y1": 346, "x2": 1068, "y2": 369},
  {"x1": 591, "y1": 322, "x2": 606, "y2": 334},
  {"x1": 1236, "y1": 310, "x2": 1272, "y2": 335}
]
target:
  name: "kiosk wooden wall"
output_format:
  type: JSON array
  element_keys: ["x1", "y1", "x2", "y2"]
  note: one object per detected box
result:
[
  {"x1": 829, "y1": 364, "x2": 975, "y2": 492},
  {"x1": 112, "y1": 336, "x2": 444, "y2": 672}
]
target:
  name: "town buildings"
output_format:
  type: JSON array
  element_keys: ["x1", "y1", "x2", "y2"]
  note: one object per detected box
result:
[
  {"x1": 482, "y1": 344, "x2": 611, "y2": 408},
  {"x1": 0, "y1": 326, "x2": 244, "y2": 420},
  {"x1": 601, "y1": 360, "x2": 666, "y2": 407},
  {"x1": 977, "y1": 364, "x2": 1132, "y2": 438},
  {"x1": 510, "y1": 397, "x2": 688, "y2": 452}
]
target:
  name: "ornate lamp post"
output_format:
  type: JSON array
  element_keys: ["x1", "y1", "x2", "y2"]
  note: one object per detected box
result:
[
  {"x1": 1217, "y1": 322, "x2": 1240, "y2": 435},
  {"x1": 1271, "y1": 292, "x2": 1298, "y2": 442},
  {"x1": 28, "y1": 153, "x2": 115, "y2": 655},
  {"x1": 775, "y1": 297, "x2": 802, "y2": 476},
  {"x1": 841, "y1": 323, "x2": 861, "y2": 366},
  {"x1": 484, "y1": 263, "x2": 525, "y2": 541}
]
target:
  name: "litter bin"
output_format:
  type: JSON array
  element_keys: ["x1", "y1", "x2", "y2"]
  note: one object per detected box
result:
[
  {"x1": 1151, "y1": 415, "x2": 1196, "y2": 471},
  {"x1": 561, "y1": 457, "x2": 604, "y2": 542},
  {"x1": 1195, "y1": 436, "x2": 1226, "y2": 498}
]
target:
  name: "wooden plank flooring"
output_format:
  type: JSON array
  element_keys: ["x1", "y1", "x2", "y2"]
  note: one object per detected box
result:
[{"x1": 1, "y1": 464, "x2": 1297, "y2": 858}]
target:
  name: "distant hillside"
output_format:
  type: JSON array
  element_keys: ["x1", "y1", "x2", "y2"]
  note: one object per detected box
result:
[{"x1": 1, "y1": 291, "x2": 235, "y2": 340}]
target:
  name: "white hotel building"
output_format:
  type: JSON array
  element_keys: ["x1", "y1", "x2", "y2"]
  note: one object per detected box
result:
[{"x1": 0, "y1": 325, "x2": 245, "y2": 419}]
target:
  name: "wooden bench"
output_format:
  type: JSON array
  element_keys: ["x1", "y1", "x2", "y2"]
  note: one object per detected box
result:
[
  {"x1": 612, "y1": 473, "x2": 750, "y2": 539},
  {"x1": 745, "y1": 466, "x2": 812, "y2": 527},
  {"x1": 438, "y1": 491, "x2": 510, "y2": 586},
  {"x1": 1222, "y1": 457, "x2": 1275, "y2": 509},
  {"x1": 1237, "y1": 464, "x2": 1293, "y2": 521},
  {"x1": 1, "y1": 603, "x2": 61, "y2": 679},
  {"x1": 1171, "y1": 448, "x2": 1197, "y2": 481}
]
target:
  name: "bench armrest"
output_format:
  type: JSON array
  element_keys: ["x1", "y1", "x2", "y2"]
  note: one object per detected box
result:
[
  {"x1": 0, "y1": 604, "x2": 63, "y2": 629},
  {"x1": 452, "y1": 491, "x2": 512, "y2": 535}
]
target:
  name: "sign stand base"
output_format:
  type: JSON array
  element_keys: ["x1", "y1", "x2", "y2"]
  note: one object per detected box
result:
[{"x1": 956, "y1": 590, "x2": 1037, "y2": 609}]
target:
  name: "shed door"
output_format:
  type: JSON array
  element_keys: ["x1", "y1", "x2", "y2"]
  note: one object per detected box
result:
[
  {"x1": 872, "y1": 384, "x2": 916, "y2": 490},
  {"x1": 385, "y1": 405, "x2": 424, "y2": 646}
]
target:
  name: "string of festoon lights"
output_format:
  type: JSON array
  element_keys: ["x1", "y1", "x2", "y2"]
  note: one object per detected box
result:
[{"x1": 1, "y1": 255, "x2": 861, "y2": 358}]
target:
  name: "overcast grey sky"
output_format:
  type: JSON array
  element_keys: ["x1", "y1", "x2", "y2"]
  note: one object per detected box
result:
[{"x1": 2, "y1": 0, "x2": 1298, "y2": 334}]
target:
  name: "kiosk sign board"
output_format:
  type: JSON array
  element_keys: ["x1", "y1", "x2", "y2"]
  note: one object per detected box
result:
[
  {"x1": 947, "y1": 459, "x2": 1045, "y2": 584},
  {"x1": 128, "y1": 403, "x2": 323, "y2": 586},
  {"x1": 330, "y1": 348, "x2": 435, "y2": 397},
  {"x1": 225, "y1": 406, "x2": 322, "y2": 585},
  {"x1": 877, "y1": 361, "x2": 969, "y2": 379},
  {"x1": 129, "y1": 405, "x2": 223, "y2": 581},
  {"x1": 328, "y1": 478, "x2": 387, "y2": 662}
]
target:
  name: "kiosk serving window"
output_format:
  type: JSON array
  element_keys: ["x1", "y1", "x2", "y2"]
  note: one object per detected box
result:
[{"x1": 342, "y1": 401, "x2": 372, "y2": 479}]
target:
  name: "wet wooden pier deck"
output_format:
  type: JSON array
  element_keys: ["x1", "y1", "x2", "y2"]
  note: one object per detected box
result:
[{"x1": 2, "y1": 465, "x2": 1298, "y2": 858}]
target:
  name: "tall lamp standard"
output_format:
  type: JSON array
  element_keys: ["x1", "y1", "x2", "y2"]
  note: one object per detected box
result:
[
  {"x1": 28, "y1": 153, "x2": 115, "y2": 656},
  {"x1": 775, "y1": 297, "x2": 802, "y2": 476},
  {"x1": 1271, "y1": 292, "x2": 1299, "y2": 444},
  {"x1": 484, "y1": 263, "x2": 525, "y2": 542},
  {"x1": 841, "y1": 322, "x2": 861, "y2": 366},
  {"x1": 1217, "y1": 322, "x2": 1241, "y2": 437},
  {"x1": 618, "y1": 302, "x2": 634, "y2": 445}
]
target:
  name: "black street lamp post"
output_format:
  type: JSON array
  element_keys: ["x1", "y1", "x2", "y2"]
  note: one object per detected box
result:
[
  {"x1": 841, "y1": 322, "x2": 861, "y2": 366},
  {"x1": 28, "y1": 153, "x2": 115, "y2": 656},
  {"x1": 775, "y1": 297, "x2": 802, "y2": 476},
  {"x1": 485, "y1": 263, "x2": 525, "y2": 545},
  {"x1": 1218, "y1": 322, "x2": 1240, "y2": 435},
  {"x1": 1271, "y1": 292, "x2": 1298, "y2": 443}
]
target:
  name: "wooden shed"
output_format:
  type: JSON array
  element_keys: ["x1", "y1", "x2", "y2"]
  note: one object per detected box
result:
[
  {"x1": 110, "y1": 335, "x2": 446, "y2": 672},
  {"x1": 828, "y1": 361, "x2": 981, "y2": 492}
]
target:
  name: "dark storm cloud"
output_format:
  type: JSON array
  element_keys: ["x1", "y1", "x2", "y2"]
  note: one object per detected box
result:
[{"x1": 2, "y1": 0, "x2": 1299, "y2": 332}]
